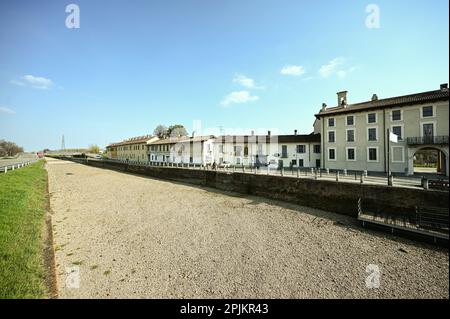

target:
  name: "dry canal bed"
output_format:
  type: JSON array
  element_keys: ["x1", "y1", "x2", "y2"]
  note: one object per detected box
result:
[{"x1": 45, "y1": 158, "x2": 449, "y2": 298}]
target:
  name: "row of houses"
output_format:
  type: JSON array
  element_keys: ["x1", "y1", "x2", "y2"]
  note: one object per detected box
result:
[
  {"x1": 106, "y1": 84, "x2": 449, "y2": 176},
  {"x1": 106, "y1": 132, "x2": 321, "y2": 168}
]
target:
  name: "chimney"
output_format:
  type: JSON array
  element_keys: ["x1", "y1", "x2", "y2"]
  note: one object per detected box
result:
[
  {"x1": 372, "y1": 94, "x2": 378, "y2": 101},
  {"x1": 267, "y1": 130, "x2": 271, "y2": 136},
  {"x1": 337, "y1": 91, "x2": 348, "y2": 107},
  {"x1": 251, "y1": 130, "x2": 254, "y2": 136},
  {"x1": 321, "y1": 103, "x2": 327, "y2": 112},
  {"x1": 294, "y1": 130, "x2": 298, "y2": 135},
  {"x1": 440, "y1": 83, "x2": 448, "y2": 91}
]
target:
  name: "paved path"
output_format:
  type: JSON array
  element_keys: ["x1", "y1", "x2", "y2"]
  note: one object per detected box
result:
[{"x1": 46, "y1": 158, "x2": 449, "y2": 299}]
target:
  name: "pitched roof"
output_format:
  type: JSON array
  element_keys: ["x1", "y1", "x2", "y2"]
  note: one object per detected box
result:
[
  {"x1": 178, "y1": 135, "x2": 215, "y2": 143},
  {"x1": 148, "y1": 136, "x2": 188, "y2": 145},
  {"x1": 217, "y1": 133, "x2": 320, "y2": 143},
  {"x1": 107, "y1": 135, "x2": 155, "y2": 147},
  {"x1": 315, "y1": 88, "x2": 449, "y2": 118}
]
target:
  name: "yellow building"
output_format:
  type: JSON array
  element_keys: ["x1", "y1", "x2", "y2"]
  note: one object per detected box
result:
[{"x1": 106, "y1": 135, "x2": 159, "y2": 163}]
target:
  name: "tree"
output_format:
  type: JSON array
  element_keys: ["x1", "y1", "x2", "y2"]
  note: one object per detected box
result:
[
  {"x1": 167, "y1": 124, "x2": 188, "y2": 137},
  {"x1": 0, "y1": 140, "x2": 23, "y2": 157},
  {"x1": 88, "y1": 144, "x2": 100, "y2": 154},
  {"x1": 153, "y1": 125, "x2": 168, "y2": 139}
]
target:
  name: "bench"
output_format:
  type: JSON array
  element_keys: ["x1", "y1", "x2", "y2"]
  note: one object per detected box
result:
[
  {"x1": 428, "y1": 179, "x2": 450, "y2": 191},
  {"x1": 415, "y1": 206, "x2": 449, "y2": 230}
]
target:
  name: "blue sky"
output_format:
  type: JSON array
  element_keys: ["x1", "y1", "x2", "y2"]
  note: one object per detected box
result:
[{"x1": 0, "y1": 0, "x2": 448, "y2": 151}]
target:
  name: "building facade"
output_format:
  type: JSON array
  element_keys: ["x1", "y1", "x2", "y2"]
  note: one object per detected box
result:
[
  {"x1": 213, "y1": 132, "x2": 321, "y2": 168},
  {"x1": 148, "y1": 137, "x2": 187, "y2": 164},
  {"x1": 315, "y1": 84, "x2": 449, "y2": 176},
  {"x1": 106, "y1": 135, "x2": 158, "y2": 163},
  {"x1": 172, "y1": 135, "x2": 215, "y2": 165}
]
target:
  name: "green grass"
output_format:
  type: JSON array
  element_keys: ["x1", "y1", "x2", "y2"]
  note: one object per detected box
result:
[{"x1": 0, "y1": 160, "x2": 49, "y2": 298}]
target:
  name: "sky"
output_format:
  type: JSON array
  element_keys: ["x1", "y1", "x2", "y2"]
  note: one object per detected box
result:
[{"x1": 0, "y1": 0, "x2": 448, "y2": 151}]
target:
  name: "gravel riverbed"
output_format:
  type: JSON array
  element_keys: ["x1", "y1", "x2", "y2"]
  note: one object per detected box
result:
[{"x1": 46, "y1": 158, "x2": 449, "y2": 299}]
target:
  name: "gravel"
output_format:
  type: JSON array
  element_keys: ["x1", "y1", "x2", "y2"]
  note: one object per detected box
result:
[{"x1": 46, "y1": 158, "x2": 449, "y2": 299}]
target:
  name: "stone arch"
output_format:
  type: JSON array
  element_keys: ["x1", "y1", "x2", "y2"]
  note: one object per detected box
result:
[{"x1": 407, "y1": 145, "x2": 449, "y2": 176}]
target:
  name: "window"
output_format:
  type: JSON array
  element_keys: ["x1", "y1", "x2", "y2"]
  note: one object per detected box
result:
[
  {"x1": 392, "y1": 110, "x2": 402, "y2": 121},
  {"x1": 367, "y1": 113, "x2": 377, "y2": 124},
  {"x1": 346, "y1": 129, "x2": 355, "y2": 142},
  {"x1": 368, "y1": 128, "x2": 377, "y2": 141},
  {"x1": 234, "y1": 146, "x2": 242, "y2": 156},
  {"x1": 328, "y1": 118, "x2": 335, "y2": 127},
  {"x1": 296, "y1": 145, "x2": 306, "y2": 153},
  {"x1": 328, "y1": 148, "x2": 336, "y2": 161},
  {"x1": 392, "y1": 126, "x2": 403, "y2": 140},
  {"x1": 236, "y1": 158, "x2": 241, "y2": 165},
  {"x1": 368, "y1": 147, "x2": 378, "y2": 162},
  {"x1": 392, "y1": 146, "x2": 404, "y2": 163},
  {"x1": 422, "y1": 106, "x2": 433, "y2": 118},
  {"x1": 422, "y1": 123, "x2": 435, "y2": 143},
  {"x1": 281, "y1": 145, "x2": 288, "y2": 158},
  {"x1": 313, "y1": 145, "x2": 321, "y2": 154},
  {"x1": 298, "y1": 159, "x2": 304, "y2": 167},
  {"x1": 328, "y1": 131, "x2": 336, "y2": 143},
  {"x1": 346, "y1": 147, "x2": 356, "y2": 161},
  {"x1": 291, "y1": 159, "x2": 297, "y2": 167},
  {"x1": 219, "y1": 144, "x2": 224, "y2": 153},
  {"x1": 346, "y1": 116, "x2": 354, "y2": 126},
  {"x1": 244, "y1": 146, "x2": 249, "y2": 156}
]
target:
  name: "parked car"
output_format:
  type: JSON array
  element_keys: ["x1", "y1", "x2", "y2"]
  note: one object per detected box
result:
[
  {"x1": 267, "y1": 160, "x2": 278, "y2": 170},
  {"x1": 218, "y1": 161, "x2": 231, "y2": 168}
]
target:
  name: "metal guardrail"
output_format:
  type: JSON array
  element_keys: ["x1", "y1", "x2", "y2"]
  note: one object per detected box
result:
[
  {"x1": 406, "y1": 135, "x2": 449, "y2": 145},
  {"x1": 0, "y1": 159, "x2": 38, "y2": 174}
]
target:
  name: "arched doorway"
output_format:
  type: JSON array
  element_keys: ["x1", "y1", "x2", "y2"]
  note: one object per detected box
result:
[{"x1": 408, "y1": 146, "x2": 449, "y2": 177}]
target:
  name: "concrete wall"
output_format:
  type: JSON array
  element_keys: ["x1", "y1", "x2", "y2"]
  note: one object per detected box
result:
[{"x1": 61, "y1": 157, "x2": 448, "y2": 218}]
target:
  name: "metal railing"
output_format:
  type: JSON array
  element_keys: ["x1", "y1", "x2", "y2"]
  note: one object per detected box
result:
[
  {"x1": 406, "y1": 136, "x2": 449, "y2": 145},
  {"x1": 0, "y1": 160, "x2": 38, "y2": 174}
]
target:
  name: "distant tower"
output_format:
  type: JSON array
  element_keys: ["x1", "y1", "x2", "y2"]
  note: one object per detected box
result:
[{"x1": 61, "y1": 134, "x2": 66, "y2": 150}]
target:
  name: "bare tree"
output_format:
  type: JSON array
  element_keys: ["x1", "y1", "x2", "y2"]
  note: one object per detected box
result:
[{"x1": 0, "y1": 140, "x2": 24, "y2": 157}]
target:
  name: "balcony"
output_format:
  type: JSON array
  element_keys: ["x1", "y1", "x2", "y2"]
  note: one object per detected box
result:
[{"x1": 406, "y1": 136, "x2": 449, "y2": 146}]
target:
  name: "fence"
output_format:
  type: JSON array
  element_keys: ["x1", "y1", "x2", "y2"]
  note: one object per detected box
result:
[{"x1": 0, "y1": 160, "x2": 38, "y2": 174}]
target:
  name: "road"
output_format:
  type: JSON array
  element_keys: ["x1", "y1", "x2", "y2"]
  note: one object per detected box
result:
[
  {"x1": 46, "y1": 158, "x2": 449, "y2": 299},
  {"x1": 0, "y1": 153, "x2": 38, "y2": 170}
]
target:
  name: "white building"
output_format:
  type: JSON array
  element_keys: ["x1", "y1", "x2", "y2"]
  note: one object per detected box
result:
[
  {"x1": 213, "y1": 131, "x2": 321, "y2": 168},
  {"x1": 172, "y1": 135, "x2": 215, "y2": 165},
  {"x1": 148, "y1": 135, "x2": 215, "y2": 165}
]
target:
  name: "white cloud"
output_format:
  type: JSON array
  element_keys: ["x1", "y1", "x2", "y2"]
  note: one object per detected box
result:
[
  {"x1": 233, "y1": 74, "x2": 263, "y2": 89},
  {"x1": 337, "y1": 66, "x2": 357, "y2": 79},
  {"x1": 0, "y1": 106, "x2": 15, "y2": 114},
  {"x1": 11, "y1": 75, "x2": 53, "y2": 89},
  {"x1": 10, "y1": 80, "x2": 25, "y2": 86},
  {"x1": 319, "y1": 57, "x2": 345, "y2": 78},
  {"x1": 280, "y1": 65, "x2": 305, "y2": 76},
  {"x1": 221, "y1": 91, "x2": 259, "y2": 107}
]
